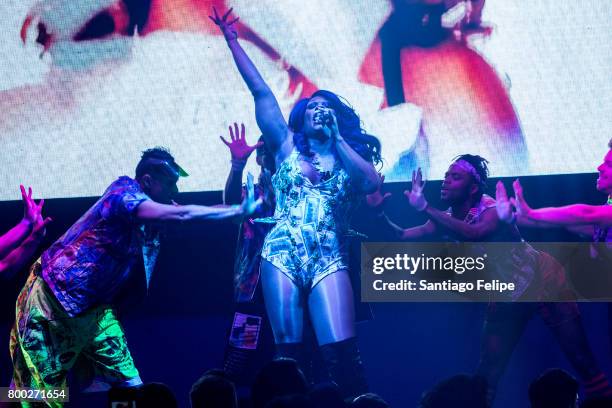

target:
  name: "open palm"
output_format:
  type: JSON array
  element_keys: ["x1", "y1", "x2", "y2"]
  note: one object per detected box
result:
[{"x1": 220, "y1": 123, "x2": 263, "y2": 161}]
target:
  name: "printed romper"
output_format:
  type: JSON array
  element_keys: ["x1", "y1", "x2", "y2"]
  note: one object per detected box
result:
[{"x1": 260, "y1": 149, "x2": 358, "y2": 290}]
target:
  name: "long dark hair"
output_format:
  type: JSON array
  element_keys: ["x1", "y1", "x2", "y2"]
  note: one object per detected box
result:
[{"x1": 288, "y1": 90, "x2": 382, "y2": 165}]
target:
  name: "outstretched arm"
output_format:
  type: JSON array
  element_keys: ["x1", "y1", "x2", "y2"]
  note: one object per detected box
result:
[
  {"x1": 210, "y1": 8, "x2": 291, "y2": 159},
  {"x1": 522, "y1": 204, "x2": 612, "y2": 227},
  {"x1": 380, "y1": 214, "x2": 436, "y2": 240},
  {"x1": 405, "y1": 169, "x2": 499, "y2": 240},
  {"x1": 425, "y1": 206, "x2": 499, "y2": 240},
  {"x1": 365, "y1": 174, "x2": 436, "y2": 239},
  {"x1": 496, "y1": 181, "x2": 597, "y2": 236},
  {"x1": 137, "y1": 202, "x2": 243, "y2": 221},
  {"x1": 138, "y1": 173, "x2": 261, "y2": 222},
  {"x1": 512, "y1": 179, "x2": 612, "y2": 227}
]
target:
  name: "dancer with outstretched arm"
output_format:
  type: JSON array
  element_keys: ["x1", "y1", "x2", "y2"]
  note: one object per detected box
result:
[
  {"x1": 370, "y1": 154, "x2": 612, "y2": 403},
  {"x1": 496, "y1": 138, "x2": 612, "y2": 396},
  {"x1": 10, "y1": 147, "x2": 259, "y2": 407}
]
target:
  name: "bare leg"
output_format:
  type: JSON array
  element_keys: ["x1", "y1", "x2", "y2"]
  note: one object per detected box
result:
[
  {"x1": 260, "y1": 259, "x2": 304, "y2": 344},
  {"x1": 308, "y1": 270, "x2": 356, "y2": 345}
]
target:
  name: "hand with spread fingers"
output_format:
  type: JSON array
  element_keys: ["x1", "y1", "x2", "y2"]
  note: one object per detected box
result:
[
  {"x1": 404, "y1": 168, "x2": 428, "y2": 211},
  {"x1": 20, "y1": 185, "x2": 52, "y2": 238},
  {"x1": 511, "y1": 179, "x2": 533, "y2": 219},
  {"x1": 366, "y1": 173, "x2": 392, "y2": 211},
  {"x1": 495, "y1": 181, "x2": 515, "y2": 223},
  {"x1": 220, "y1": 122, "x2": 263, "y2": 163},
  {"x1": 209, "y1": 7, "x2": 239, "y2": 42}
]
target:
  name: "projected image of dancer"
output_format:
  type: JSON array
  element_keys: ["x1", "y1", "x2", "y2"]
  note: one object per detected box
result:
[
  {"x1": 211, "y1": 8, "x2": 381, "y2": 398},
  {"x1": 10, "y1": 148, "x2": 259, "y2": 400},
  {"x1": 370, "y1": 155, "x2": 611, "y2": 403},
  {"x1": 361, "y1": 0, "x2": 528, "y2": 177},
  {"x1": 4, "y1": 0, "x2": 293, "y2": 199}
]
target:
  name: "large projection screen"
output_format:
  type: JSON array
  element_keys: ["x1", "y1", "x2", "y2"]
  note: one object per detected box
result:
[{"x1": 0, "y1": 0, "x2": 610, "y2": 200}]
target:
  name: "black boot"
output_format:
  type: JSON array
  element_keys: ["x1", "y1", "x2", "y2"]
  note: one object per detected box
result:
[{"x1": 319, "y1": 337, "x2": 368, "y2": 400}]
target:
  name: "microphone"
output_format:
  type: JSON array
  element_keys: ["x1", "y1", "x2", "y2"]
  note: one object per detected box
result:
[{"x1": 314, "y1": 108, "x2": 333, "y2": 127}]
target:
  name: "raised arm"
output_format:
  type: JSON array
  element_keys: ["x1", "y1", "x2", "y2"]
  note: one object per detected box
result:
[
  {"x1": 0, "y1": 186, "x2": 41, "y2": 259},
  {"x1": 210, "y1": 8, "x2": 291, "y2": 159},
  {"x1": 1, "y1": 189, "x2": 51, "y2": 280}
]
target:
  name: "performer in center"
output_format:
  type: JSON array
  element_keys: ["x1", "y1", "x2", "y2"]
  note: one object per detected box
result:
[{"x1": 211, "y1": 8, "x2": 382, "y2": 398}]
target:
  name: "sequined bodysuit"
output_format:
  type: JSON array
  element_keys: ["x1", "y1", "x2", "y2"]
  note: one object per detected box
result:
[{"x1": 260, "y1": 149, "x2": 358, "y2": 289}]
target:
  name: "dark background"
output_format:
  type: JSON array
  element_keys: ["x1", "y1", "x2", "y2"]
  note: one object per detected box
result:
[{"x1": 1, "y1": 172, "x2": 610, "y2": 407}]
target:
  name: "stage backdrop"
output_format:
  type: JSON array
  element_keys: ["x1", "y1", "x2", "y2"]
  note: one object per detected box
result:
[{"x1": 0, "y1": 0, "x2": 610, "y2": 200}]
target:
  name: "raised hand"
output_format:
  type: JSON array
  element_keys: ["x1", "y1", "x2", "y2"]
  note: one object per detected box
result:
[
  {"x1": 19, "y1": 185, "x2": 51, "y2": 237},
  {"x1": 511, "y1": 179, "x2": 532, "y2": 218},
  {"x1": 495, "y1": 181, "x2": 515, "y2": 223},
  {"x1": 403, "y1": 168, "x2": 428, "y2": 211},
  {"x1": 209, "y1": 7, "x2": 239, "y2": 42},
  {"x1": 31, "y1": 215, "x2": 53, "y2": 240},
  {"x1": 366, "y1": 173, "x2": 392, "y2": 210},
  {"x1": 220, "y1": 123, "x2": 263, "y2": 162},
  {"x1": 20, "y1": 185, "x2": 44, "y2": 226}
]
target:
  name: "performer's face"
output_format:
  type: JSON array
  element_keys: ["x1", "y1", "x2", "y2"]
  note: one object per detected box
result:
[
  {"x1": 596, "y1": 149, "x2": 612, "y2": 194},
  {"x1": 303, "y1": 96, "x2": 335, "y2": 141},
  {"x1": 147, "y1": 173, "x2": 179, "y2": 204},
  {"x1": 441, "y1": 163, "x2": 477, "y2": 204}
]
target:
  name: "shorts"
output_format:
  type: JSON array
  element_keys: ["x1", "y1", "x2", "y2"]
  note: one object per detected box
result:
[
  {"x1": 261, "y1": 255, "x2": 348, "y2": 291},
  {"x1": 10, "y1": 263, "x2": 141, "y2": 407}
]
